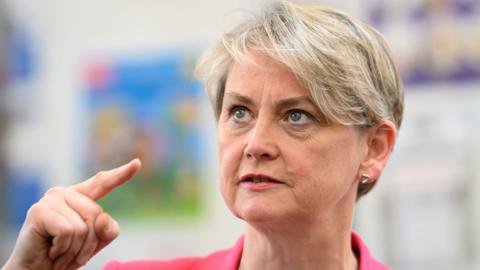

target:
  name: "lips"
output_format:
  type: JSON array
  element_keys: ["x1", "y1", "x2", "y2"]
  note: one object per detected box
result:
[{"x1": 240, "y1": 173, "x2": 284, "y2": 184}]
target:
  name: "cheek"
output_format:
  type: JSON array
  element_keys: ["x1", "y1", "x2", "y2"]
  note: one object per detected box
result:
[
  {"x1": 288, "y1": 150, "x2": 334, "y2": 196},
  {"x1": 284, "y1": 138, "x2": 361, "y2": 202},
  {"x1": 217, "y1": 132, "x2": 247, "y2": 217},
  {"x1": 218, "y1": 131, "x2": 244, "y2": 189}
]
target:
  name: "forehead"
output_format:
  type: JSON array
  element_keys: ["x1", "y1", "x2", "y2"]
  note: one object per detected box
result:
[{"x1": 225, "y1": 53, "x2": 307, "y2": 98}]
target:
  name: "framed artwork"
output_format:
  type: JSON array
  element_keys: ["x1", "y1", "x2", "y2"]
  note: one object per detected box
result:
[{"x1": 82, "y1": 52, "x2": 205, "y2": 221}]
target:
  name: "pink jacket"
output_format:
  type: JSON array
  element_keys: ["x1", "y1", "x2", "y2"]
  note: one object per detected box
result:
[{"x1": 103, "y1": 232, "x2": 389, "y2": 270}]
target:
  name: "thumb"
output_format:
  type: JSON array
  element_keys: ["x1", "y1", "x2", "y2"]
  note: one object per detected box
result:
[{"x1": 93, "y1": 212, "x2": 120, "y2": 254}]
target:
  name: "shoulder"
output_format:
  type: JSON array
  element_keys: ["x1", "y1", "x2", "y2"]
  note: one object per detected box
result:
[
  {"x1": 351, "y1": 232, "x2": 391, "y2": 270},
  {"x1": 102, "y1": 236, "x2": 244, "y2": 270}
]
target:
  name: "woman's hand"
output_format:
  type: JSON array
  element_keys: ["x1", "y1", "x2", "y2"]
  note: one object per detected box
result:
[{"x1": 2, "y1": 159, "x2": 141, "y2": 270}]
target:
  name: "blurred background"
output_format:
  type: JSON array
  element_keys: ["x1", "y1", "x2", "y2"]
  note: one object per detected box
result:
[{"x1": 0, "y1": 0, "x2": 479, "y2": 269}]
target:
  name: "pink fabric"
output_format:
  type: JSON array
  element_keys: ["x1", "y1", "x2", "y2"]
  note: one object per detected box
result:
[
  {"x1": 351, "y1": 232, "x2": 390, "y2": 270},
  {"x1": 103, "y1": 232, "x2": 389, "y2": 270},
  {"x1": 102, "y1": 237, "x2": 243, "y2": 270}
]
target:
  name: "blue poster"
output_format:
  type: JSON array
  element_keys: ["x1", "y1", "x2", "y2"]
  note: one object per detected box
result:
[{"x1": 82, "y1": 52, "x2": 205, "y2": 220}]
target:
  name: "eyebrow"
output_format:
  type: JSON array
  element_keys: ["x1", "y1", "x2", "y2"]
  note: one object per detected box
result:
[
  {"x1": 224, "y1": 91, "x2": 314, "y2": 110},
  {"x1": 224, "y1": 92, "x2": 255, "y2": 107}
]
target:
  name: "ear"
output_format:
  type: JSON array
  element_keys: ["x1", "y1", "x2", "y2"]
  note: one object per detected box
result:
[{"x1": 360, "y1": 120, "x2": 397, "y2": 183}]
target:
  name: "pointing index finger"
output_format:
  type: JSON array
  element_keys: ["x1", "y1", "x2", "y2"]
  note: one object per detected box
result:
[{"x1": 73, "y1": 158, "x2": 142, "y2": 201}]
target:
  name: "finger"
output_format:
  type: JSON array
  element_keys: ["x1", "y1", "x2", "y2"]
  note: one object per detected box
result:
[
  {"x1": 26, "y1": 203, "x2": 74, "y2": 260},
  {"x1": 93, "y1": 212, "x2": 120, "y2": 255},
  {"x1": 48, "y1": 188, "x2": 105, "y2": 270},
  {"x1": 62, "y1": 223, "x2": 98, "y2": 270},
  {"x1": 44, "y1": 187, "x2": 101, "y2": 261},
  {"x1": 45, "y1": 200, "x2": 88, "y2": 270},
  {"x1": 73, "y1": 158, "x2": 142, "y2": 201},
  {"x1": 48, "y1": 220, "x2": 74, "y2": 261},
  {"x1": 63, "y1": 187, "x2": 103, "y2": 222},
  {"x1": 74, "y1": 221, "x2": 98, "y2": 267},
  {"x1": 52, "y1": 218, "x2": 86, "y2": 270},
  {"x1": 60, "y1": 188, "x2": 104, "y2": 266},
  {"x1": 64, "y1": 212, "x2": 118, "y2": 270}
]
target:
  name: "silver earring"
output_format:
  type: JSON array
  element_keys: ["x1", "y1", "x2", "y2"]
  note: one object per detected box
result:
[{"x1": 360, "y1": 173, "x2": 370, "y2": 184}]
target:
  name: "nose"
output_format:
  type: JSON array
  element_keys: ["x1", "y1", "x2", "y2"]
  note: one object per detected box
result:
[{"x1": 244, "y1": 118, "x2": 279, "y2": 161}]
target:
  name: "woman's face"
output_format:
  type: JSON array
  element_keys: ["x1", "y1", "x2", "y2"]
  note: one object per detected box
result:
[{"x1": 218, "y1": 53, "x2": 369, "y2": 226}]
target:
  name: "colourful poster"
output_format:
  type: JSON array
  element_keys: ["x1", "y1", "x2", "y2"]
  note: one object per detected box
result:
[{"x1": 82, "y1": 53, "x2": 204, "y2": 220}]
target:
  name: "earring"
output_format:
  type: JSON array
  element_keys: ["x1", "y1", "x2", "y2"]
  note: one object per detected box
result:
[{"x1": 360, "y1": 173, "x2": 370, "y2": 184}]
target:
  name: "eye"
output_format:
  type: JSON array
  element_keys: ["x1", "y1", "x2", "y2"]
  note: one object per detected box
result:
[
  {"x1": 286, "y1": 110, "x2": 312, "y2": 125},
  {"x1": 230, "y1": 106, "x2": 251, "y2": 123}
]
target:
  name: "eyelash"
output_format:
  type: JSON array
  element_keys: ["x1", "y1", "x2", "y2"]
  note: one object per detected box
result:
[
  {"x1": 226, "y1": 105, "x2": 314, "y2": 124},
  {"x1": 284, "y1": 109, "x2": 314, "y2": 125},
  {"x1": 227, "y1": 105, "x2": 250, "y2": 122}
]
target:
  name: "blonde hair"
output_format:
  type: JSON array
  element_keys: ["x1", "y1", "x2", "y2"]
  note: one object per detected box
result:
[{"x1": 195, "y1": 1, "x2": 404, "y2": 198}]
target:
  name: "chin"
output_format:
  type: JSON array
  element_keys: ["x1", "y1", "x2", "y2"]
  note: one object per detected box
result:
[{"x1": 233, "y1": 198, "x2": 287, "y2": 224}]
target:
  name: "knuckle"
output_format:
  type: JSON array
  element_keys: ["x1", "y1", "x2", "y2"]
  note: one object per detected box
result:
[
  {"x1": 90, "y1": 203, "x2": 103, "y2": 216},
  {"x1": 76, "y1": 222, "x2": 89, "y2": 237},
  {"x1": 58, "y1": 222, "x2": 75, "y2": 236},
  {"x1": 76, "y1": 259, "x2": 87, "y2": 267},
  {"x1": 82, "y1": 204, "x2": 103, "y2": 221},
  {"x1": 27, "y1": 202, "x2": 44, "y2": 217},
  {"x1": 95, "y1": 171, "x2": 106, "y2": 180},
  {"x1": 46, "y1": 186, "x2": 66, "y2": 196},
  {"x1": 72, "y1": 256, "x2": 87, "y2": 268}
]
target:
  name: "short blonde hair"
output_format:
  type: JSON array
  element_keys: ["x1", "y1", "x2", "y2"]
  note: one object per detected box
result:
[{"x1": 195, "y1": 1, "x2": 403, "y2": 198}]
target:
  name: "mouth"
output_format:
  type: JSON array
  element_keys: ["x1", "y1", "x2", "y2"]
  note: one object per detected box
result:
[{"x1": 240, "y1": 174, "x2": 284, "y2": 184}]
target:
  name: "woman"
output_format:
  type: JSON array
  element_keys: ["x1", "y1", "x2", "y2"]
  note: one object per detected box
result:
[{"x1": 2, "y1": 1, "x2": 403, "y2": 270}]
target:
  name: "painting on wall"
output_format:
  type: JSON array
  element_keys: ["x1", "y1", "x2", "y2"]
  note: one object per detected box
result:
[{"x1": 81, "y1": 52, "x2": 206, "y2": 221}]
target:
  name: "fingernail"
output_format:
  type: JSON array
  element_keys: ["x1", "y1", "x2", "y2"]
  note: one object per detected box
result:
[
  {"x1": 105, "y1": 219, "x2": 119, "y2": 239},
  {"x1": 131, "y1": 158, "x2": 141, "y2": 166}
]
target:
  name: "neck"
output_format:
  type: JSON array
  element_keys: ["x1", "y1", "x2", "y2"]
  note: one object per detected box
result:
[{"x1": 238, "y1": 189, "x2": 359, "y2": 270}]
